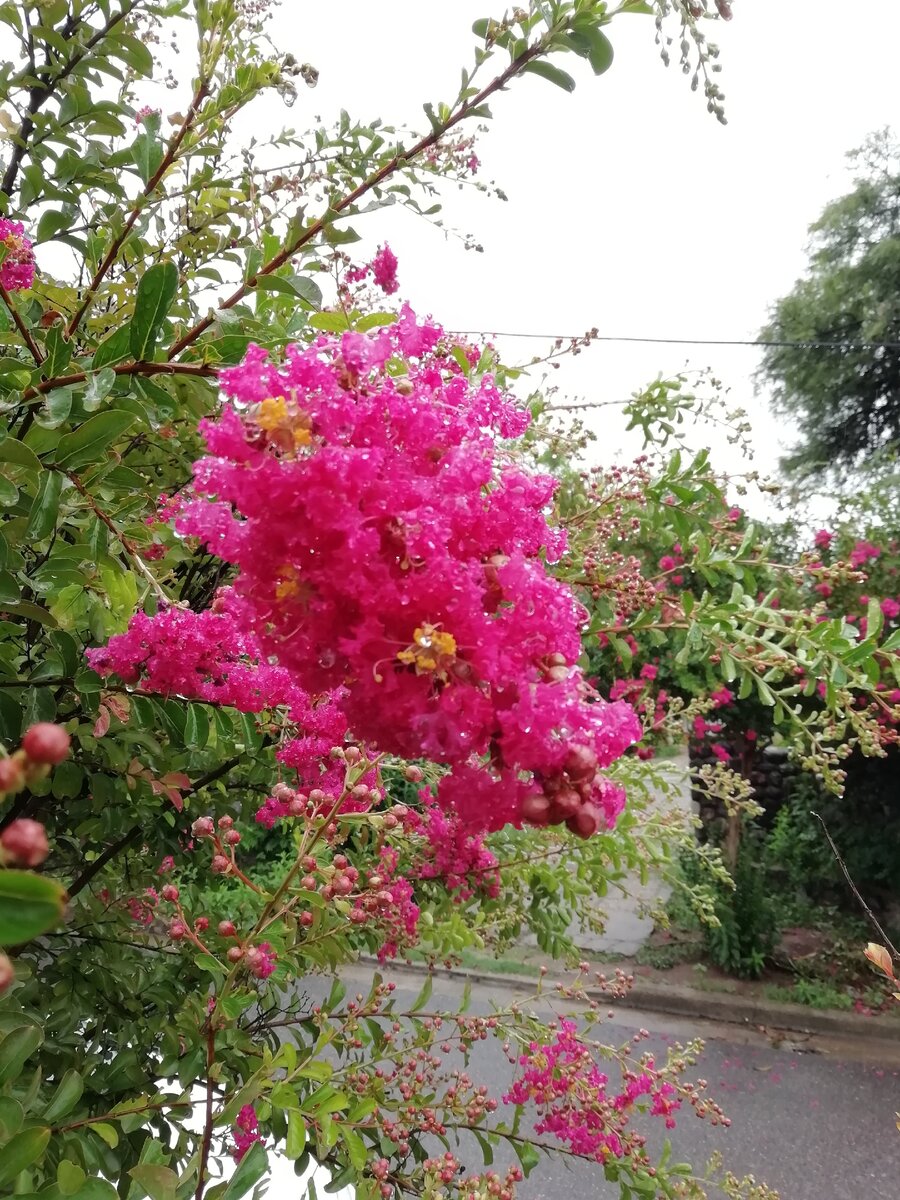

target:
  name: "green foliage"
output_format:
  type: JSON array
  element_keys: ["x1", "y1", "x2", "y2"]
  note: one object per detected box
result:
[
  {"x1": 759, "y1": 128, "x2": 900, "y2": 482},
  {"x1": 679, "y1": 833, "x2": 776, "y2": 979}
]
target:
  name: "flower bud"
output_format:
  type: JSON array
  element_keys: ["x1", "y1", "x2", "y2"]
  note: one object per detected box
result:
[
  {"x1": 194, "y1": 917, "x2": 209, "y2": 932},
  {"x1": 21, "y1": 722, "x2": 70, "y2": 766},
  {"x1": 227, "y1": 945, "x2": 244, "y2": 962},
  {"x1": 0, "y1": 756, "x2": 25, "y2": 794},
  {"x1": 211, "y1": 855, "x2": 230, "y2": 874},
  {"x1": 299, "y1": 911, "x2": 314, "y2": 927},
  {"x1": 191, "y1": 817, "x2": 214, "y2": 838},
  {"x1": 223, "y1": 829, "x2": 241, "y2": 846},
  {"x1": 218, "y1": 815, "x2": 234, "y2": 830},
  {"x1": 218, "y1": 920, "x2": 236, "y2": 937},
  {"x1": 0, "y1": 819, "x2": 49, "y2": 867},
  {"x1": 169, "y1": 920, "x2": 187, "y2": 940},
  {"x1": 161, "y1": 884, "x2": 179, "y2": 902},
  {"x1": 404, "y1": 765, "x2": 424, "y2": 783},
  {"x1": 333, "y1": 855, "x2": 348, "y2": 869}
]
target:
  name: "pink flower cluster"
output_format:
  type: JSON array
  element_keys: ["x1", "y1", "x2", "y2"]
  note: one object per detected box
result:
[
  {"x1": 397, "y1": 801, "x2": 500, "y2": 899},
  {"x1": 0, "y1": 218, "x2": 34, "y2": 291},
  {"x1": 850, "y1": 539, "x2": 881, "y2": 568},
  {"x1": 99, "y1": 310, "x2": 639, "y2": 839},
  {"x1": 232, "y1": 1105, "x2": 264, "y2": 1161},
  {"x1": 345, "y1": 243, "x2": 399, "y2": 294},
  {"x1": 503, "y1": 1020, "x2": 680, "y2": 1162}
]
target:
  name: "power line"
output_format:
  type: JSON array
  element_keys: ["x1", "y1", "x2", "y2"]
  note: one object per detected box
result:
[{"x1": 447, "y1": 331, "x2": 900, "y2": 351}]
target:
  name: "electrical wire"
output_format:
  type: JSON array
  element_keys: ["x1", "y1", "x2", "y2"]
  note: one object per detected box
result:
[{"x1": 447, "y1": 331, "x2": 900, "y2": 350}]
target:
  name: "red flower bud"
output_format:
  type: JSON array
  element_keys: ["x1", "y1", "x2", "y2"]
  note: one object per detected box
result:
[
  {"x1": 0, "y1": 953, "x2": 14, "y2": 993},
  {"x1": 223, "y1": 829, "x2": 241, "y2": 846},
  {"x1": 169, "y1": 920, "x2": 187, "y2": 940},
  {"x1": 0, "y1": 756, "x2": 25, "y2": 794},
  {"x1": 218, "y1": 920, "x2": 236, "y2": 937},
  {"x1": 404, "y1": 765, "x2": 424, "y2": 783},
  {"x1": 191, "y1": 817, "x2": 214, "y2": 838},
  {"x1": 194, "y1": 917, "x2": 209, "y2": 932},
  {"x1": 21, "y1": 722, "x2": 70, "y2": 766},
  {"x1": 227, "y1": 945, "x2": 244, "y2": 962},
  {"x1": 218, "y1": 815, "x2": 234, "y2": 830},
  {"x1": 299, "y1": 911, "x2": 314, "y2": 927},
  {"x1": 0, "y1": 819, "x2": 49, "y2": 867},
  {"x1": 161, "y1": 884, "x2": 179, "y2": 902},
  {"x1": 211, "y1": 855, "x2": 230, "y2": 874}
]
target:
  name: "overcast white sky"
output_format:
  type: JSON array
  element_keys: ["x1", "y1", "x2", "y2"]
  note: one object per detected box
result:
[{"x1": 256, "y1": 0, "x2": 900, "y2": 482}]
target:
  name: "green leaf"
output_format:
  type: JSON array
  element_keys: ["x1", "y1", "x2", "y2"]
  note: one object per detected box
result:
[
  {"x1": 132, "y1": 130, "x2": 164, "y2": 186},
  {"x1": 92, "y1": 1122, "x2": 118, "y2": 1149},
  {"x1": 0, "y1": 1125, "x2": 50, "y2": 1186},
  {"x1": 184, "y1": 703, "x2": 209, "y2": 750},
  {"x1": 0, "y1": 439, "x2": 41, "y2": 473},
  {"x1": 36, "y1": 209, "x2": 72, "y2": 244},
  {"x1": 35, "y1": 386, "x2": 73, "y2": 429},
  {"x1": 43, "y1": 1069, "x2": 84, "y2": 1122},
  {"x1": 513, "y1": 1139, "x2": 541, "y2": 1178},
  {"x1": 0, "y1": 477, "x2": 16, "y2": 506},
  {"x1": 130, "y1": 262, "x2": 178, "y2": 360},
  {"x1": 0, "y1": 1097, "x2": 23, "y2": 1140},
  {"x1": 286, "y1": 1110, "x2": 306, "y2": 1160},
  {"x1": 128, "y1": 1165, "x2": 177, "y2": 1200},
  {"x1": 410, "y1": 974, "x2": 433, "y2": 1013},
  {"x1": 25, "y1": 469, "x2": 62, "y2": 540},
  {"x1": 92, "y1": 325, "x2": 132, "y2": 370},
  {"x1": 309, "y1": 312, "x2": 351, "y2": 333},
  {"x1": 222, "y1": 1140, "x2": 267, "y2": 1200},
  {"x1": 54, "y1": 411, "x2": 136, "y2": 470},
  {"x1": 0, "y1": 871, "x2": 67, "y2": 945},
  {"x1": 0, "y1": 1025, "x2": 42, "y2": 1086},
  {"x1": 571, "y1": 27, "x2": 615, "y2": 75},
  {"x1": 344, "y1": 1129, "x2": 367, "y2": 1172},
  {"x1": 523, "y1": 61, "x2": 576, "y2": 92},
  {"x1": 83, "y1": 368, "x2": 118, "y2": 412},
  {"x1": 58, "y1": 1160, "x2": 86, "y2": 1195},
  {"x1": 71, "y1": 1180, "x2": 119, "y2": 1200},
  {"x1": 0, "y1": 358, "x2": 31, "y2": 389}
]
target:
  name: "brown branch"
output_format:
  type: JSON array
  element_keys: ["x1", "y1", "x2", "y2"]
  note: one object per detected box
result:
[
  {"x1": 1, "y1": 2, "x2": 140, "y2": 200},
  {"x1": 166, "y1": 37, "x2": 552, "y2": 361},
  {"x1": 195, "y1": 1025, "x2": 216, "y2": 1200},
  {"x1": 812, "y1": 811, "x2": 900, "y2": 959},
  {"x1": 68, "y1": 753, "x2": 247, "y2": 897},
  {"x1": 0, "y1": 279, "x2": 43, "y2": 365},
  {"x1": 20, "y1": 359, "x2": 216, "y2": 403},
  {"x1": 66, "y1": 77, "x2": 211, "y2": 339}
]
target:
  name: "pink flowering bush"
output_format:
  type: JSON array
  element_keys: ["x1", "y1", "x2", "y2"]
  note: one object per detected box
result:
[
  {"x1": 93, "y1": 312, "x2": 641, "y2": 841},
  {"x1": 0, "y1": 217, "x2": 34, "y2": 291}
]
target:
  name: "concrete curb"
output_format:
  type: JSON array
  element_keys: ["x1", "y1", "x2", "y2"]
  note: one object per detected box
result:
[{"x1": 371, "y1": 958, "x2": 900, "y2": 1043}]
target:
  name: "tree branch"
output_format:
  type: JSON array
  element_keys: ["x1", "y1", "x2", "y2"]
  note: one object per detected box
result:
[
  {"x1": 66, "y1": 77, "x2": 211, "y2": 339},
  {"x1": 20, "y1": 360, "x2": 217, "y2": 403},
  {"x1": 0, "y1": 279, "x2": 43, "y2": 364},
  {"x1": 812, "y1": 811, "x2": 900, "y2": 959},
  {"x1": 166, "y1": 37, "x2": 551, "y2": 361},
  {"x1": 1, "y1": 2, "x2": 140, "y2": 201},
  {"x1": 194, "y1": 1025, "x2": 216, "y2": 1200}
]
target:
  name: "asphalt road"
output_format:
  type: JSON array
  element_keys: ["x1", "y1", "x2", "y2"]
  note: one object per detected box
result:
[{"x1": 336, "y1": 965, "x2": 900, "y2": 1200}]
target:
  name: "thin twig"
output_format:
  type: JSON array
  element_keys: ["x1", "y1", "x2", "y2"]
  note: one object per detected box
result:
[
  {"x1": 66, "y1": 78, "x2": 211, "y2": 339},
  {"x1": 166, "y1": 35, "x2": 554, "y2": 360},
  {"x1": 20, "y1": 360, "x2": 216, "y2": 403},
  {"x1": 195, "y1": 1025, "x2": 216, "y2": 1200},
  {"x1": 0, "y1": 278, "x2": 43, "y2": 364},
  {"x1": 812, "y1": 810, "x2": 900, "y2": 959}
]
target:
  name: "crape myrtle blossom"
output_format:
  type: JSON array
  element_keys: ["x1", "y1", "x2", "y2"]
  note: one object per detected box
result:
[
  {"x1": 91, "y1": 309, "x2": 641, "y2": 839},
  {"x1": 0, "y1": 218, "x2": 35, "y2": 291}
]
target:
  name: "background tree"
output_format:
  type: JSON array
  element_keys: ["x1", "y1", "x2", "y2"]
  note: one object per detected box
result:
[{"x1": 758, "y1": 128, "x2": 900, "y2": 481}]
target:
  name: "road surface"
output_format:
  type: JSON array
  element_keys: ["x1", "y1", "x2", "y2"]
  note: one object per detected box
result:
[{"x1": 332, "y1": 965, "x2": 900, "y2": 1200}]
